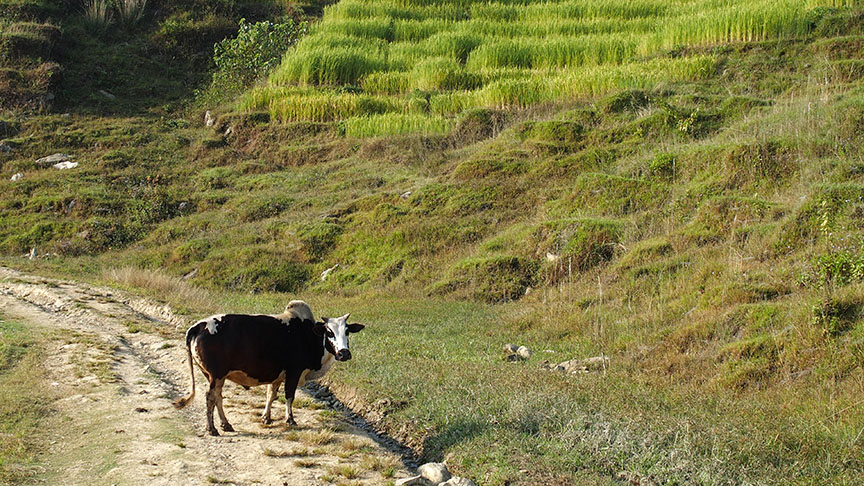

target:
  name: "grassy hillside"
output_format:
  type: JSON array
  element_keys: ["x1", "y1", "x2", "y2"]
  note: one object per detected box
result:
[{"x1": 1, "y1": 0, "x2": 864, "y2": 484}]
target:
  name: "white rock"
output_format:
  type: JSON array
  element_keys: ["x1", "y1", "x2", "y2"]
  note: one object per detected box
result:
[
  {"x1": 441, "y1": 478, "x2": 477, "y2": 486},
  {"x1": 320, "y1": 264, "x2": 339, "y2": 281},
  {"x1": 545, "y1": 252, "x2": 559, "y2": 262},
  {"x1": 10, "y1": 172, "x2": 23, "y2": 181},
  {"x1": 53, "y1": 161, "x2": 78, "y2": 170},
  {"x1": 517, "y1": 345, "x2": 533, "y2": 359},
  {"x1": 395, "y1": 475, "x2": 432, "y2": 486},
  {"x1": 98, "y1": 89, "x2": 117, "y2": 100},
  {"x1": 400, "y1": 190, "x2": 412, "y2": 200},
  {"x1": 503, "y1": 343, "x2": 518, "y2": 353},
  {"x1": 204, "y1": 110, "x2": 215, "y2": 127},
  {"x1": 419, "y1": 462, "x2": 451, "y2": 484},
  {"x1": 35, "y1": 153, "x2": 70, "y2": 166}
]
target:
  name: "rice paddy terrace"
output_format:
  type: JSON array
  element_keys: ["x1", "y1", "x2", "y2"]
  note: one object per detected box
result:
[{"x1": 242, "y1": 0, "x2": 856, "y2": 136}]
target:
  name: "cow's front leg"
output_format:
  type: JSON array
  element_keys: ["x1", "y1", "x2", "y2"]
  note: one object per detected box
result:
[
  {"x1": 283, "y1": 369, "x2": 303, "y2": 426},
  {"x1": 261, "y1": 379, "x2": 283, "y2": 425}
]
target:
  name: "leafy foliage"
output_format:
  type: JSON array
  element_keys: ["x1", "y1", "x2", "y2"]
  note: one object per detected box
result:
[{"x1": 204, "y1": 17, "x2": 308, "y2": 102}]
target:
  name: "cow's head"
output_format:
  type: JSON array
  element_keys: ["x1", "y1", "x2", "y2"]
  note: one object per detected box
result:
[{"x1": 320, "y1": 314, "x2": 364, "y2": 361}]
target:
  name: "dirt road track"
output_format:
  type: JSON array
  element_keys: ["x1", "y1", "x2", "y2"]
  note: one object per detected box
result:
[{"x1": 0, "y1": 266, "x2": 412, "y2": 486}]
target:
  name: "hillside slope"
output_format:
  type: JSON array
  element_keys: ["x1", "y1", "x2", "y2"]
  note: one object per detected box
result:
[{"x1": 1, "y1": 1, "x2": 864, "y2": 484}]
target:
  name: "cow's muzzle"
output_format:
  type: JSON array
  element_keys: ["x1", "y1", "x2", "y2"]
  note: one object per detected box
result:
[{"x1": 335, "y1": 349, "x2": 352, "y2": 361}]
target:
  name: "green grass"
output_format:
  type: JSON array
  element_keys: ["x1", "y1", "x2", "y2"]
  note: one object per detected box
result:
[
  {"x1": 0, "y1": 316, "x2": 50, "y2": 485},
  {"x1": 2, "y1": 1, "x2": 864, "y2": 485}
]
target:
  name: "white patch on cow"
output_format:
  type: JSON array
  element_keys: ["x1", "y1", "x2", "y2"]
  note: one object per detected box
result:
[{"x1": 201, "y1": 314, "x2": 225, "y2": 334}]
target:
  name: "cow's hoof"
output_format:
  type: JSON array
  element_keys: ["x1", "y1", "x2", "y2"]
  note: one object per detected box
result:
[
  {"x1": 286, "y1": 417, "x2": 297, "y2": 426},
  {"x1": 222, "y1": 423, "x2": 235, "y2": 432},
  {"x1": 261, "y1": 416, "x2": 273, "y2": 425},
  {"x1": 208, "y1": 428, "x2": 220, "y2": 437}
]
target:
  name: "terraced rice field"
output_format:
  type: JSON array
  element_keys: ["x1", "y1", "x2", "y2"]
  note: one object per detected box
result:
[{"x1": 240, "y1": 0, "x2": 857, "y2": 135}]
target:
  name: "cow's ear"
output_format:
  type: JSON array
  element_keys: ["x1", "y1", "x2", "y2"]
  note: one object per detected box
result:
[
  {"x1": 313, "y1": 322, "x2": 326, "y2": 336},
  {"x1": 347, "y1": 323, "x2": 365, "y2": 333}
]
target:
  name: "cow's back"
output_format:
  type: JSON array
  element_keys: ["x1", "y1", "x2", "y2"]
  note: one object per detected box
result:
[{"x1": 191, "y1": 314, "x2": 322, "y2": 384}]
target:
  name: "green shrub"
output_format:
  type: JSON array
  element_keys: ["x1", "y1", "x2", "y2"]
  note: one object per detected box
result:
[
  {"x1": 204, "y1": 18, "x2": 308, "y2": 102},
  {"x1": 431, "y1": 255, "x2": 538, "y2": 302}
]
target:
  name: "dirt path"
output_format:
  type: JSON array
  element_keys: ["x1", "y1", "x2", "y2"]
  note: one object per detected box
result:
[{"x1": 0, "y1": 266, "x2": 412, "y2": 486}]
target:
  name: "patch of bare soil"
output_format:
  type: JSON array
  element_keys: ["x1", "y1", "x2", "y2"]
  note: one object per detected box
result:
[{"x1": 0, "y1": 266, "x2": 412, "y2": 485}]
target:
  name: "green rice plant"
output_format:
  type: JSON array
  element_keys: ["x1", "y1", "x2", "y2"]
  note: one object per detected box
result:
[
  {"x1": 272, "y1": 45, "x2": 388, "y2": 86},
  {"x1": 299, "y1": 33, "x2": 388, "y2": 52},
  {"x1": 429, "y1": 90, "x2": 482, "y2": 115},
  {"x1": 269, "y1": 93, "x2": 398, "y2": 122},
  {"x1": 392, "y1": 18, "x2": 453, "y2": 42},
  {"x1": 466, "y1": 38, "x2": 535, "y2": 70},
  {"x1": 477, "y1": 78, "x2": 554, "y2": 108},
  {"x1": 419, "y1": 30, "x2": 483, "y2": 63},
  {"x1": 549, "y1": 56, "x2": 719, "y2": 98},
  {"x1": 317, "y1": 17, "x2": 394, "y2": 41},
  {"x1": 344, "y1": 113, "x2": 454, "y2": 137},
  {"x1": 411, "y1": 57, "x2": 481, "y2": 91},
  {"x1": 361, "y1": 71, "x2": 409, "y2": 95}
]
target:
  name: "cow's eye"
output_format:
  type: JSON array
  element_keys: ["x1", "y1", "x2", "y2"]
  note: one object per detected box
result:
[{"x1": 326, "y1": 330, "x2": 335, "y2": 338}]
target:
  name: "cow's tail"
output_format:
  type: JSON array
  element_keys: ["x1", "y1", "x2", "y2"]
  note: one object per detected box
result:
[{"x1": 173, "y1": 324, "x2": 199, "y2": 409}]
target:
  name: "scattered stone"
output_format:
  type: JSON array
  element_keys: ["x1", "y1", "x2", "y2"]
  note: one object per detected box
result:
[
  {"x1": 395, "y1": 475, "x2": 432, "y2": 486},
  {"x1": 551, "y1": 355, "x2": 610, "y2": 374},
  {"x1": 617, "y1": 470, "x2": 655, "y2": 485},
  {"x1": 53, "y1": 161, "x2": 78, "y2": 170},
  {"x1": 10, "y1": 172, "x2": 23, "y2": 181},
  {"x1": 503, "y1": 343, "x2": 518, "y2": 353},
  {"x1": 178, "y1": 202, "x2": 189, "y2": 211},
  {"x1": 134, "y1": 407, "x2": 148, "y2": 413},
  {"x1": 204, "y1": 110, "x2": 215, "y2": 127},
  {"x1": 441, "y1": 478, "x2": 477, "y2": 486},
  {"x1": 516, "y1": 346, "x2": 533, "y2": 359},
  {"x1": 183, "y1": 269, "x2": 198, "y2": 280},
  {"x1": 504, "y1": 353, "x2": 524, "y2": 362},
  {"x1": 545, "y1": 252, "x2": 559, "y2": 262},
  {"x1": 400, "y1": 190, "x2": 412, "y2": 200},
  {"x1": 98, "y1": 89, "x2": 117, "y2": 100},
  {"x1": 28, "y1": 247, "x2": 36, "y2": 260},
  {"x1": 418, "y1": 463, "x2": 451, "y2": 484},
  {"x1": 35, "y1": 153, "x2": 71, "y2": 166},
  {"x1": 320, "y1": 264, "x2": 339, "y2": 281}
]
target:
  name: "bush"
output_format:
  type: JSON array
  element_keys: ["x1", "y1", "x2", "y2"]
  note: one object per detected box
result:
[{"x1": 204, "y1": 17, "x2": 308, "y2": 102}]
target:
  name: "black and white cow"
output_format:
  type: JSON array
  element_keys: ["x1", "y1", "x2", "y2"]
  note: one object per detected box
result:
[{"x1": 173, "y1": 302, "x2": 364, "y2": 436}]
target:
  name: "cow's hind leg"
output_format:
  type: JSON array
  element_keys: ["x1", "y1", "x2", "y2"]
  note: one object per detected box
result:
[
  {"x1": 205, "y1": 378, "x2": 222, "y2": 436},
  {"x1": 283, "y1": 370, "x2": 303, "y2": 426},
  {"x1": 262, "y1": 379, "x2": 283, "y2": 425},
  {"x1": 212, "y1": 379, "x2": 234, "y2": 432}
]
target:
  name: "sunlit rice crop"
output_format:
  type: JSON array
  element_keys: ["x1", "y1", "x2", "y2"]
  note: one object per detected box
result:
[
  {"x1": 344, "y1": 113, "x2": 454, "y2": 137},
  {"x1": 257, "y1": 0, "x2": 856, "y2": 136}
]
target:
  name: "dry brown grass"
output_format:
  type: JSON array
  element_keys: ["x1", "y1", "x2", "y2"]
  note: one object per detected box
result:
[{"x1": 101, "y1": 266, "x2": 211, "y2": 306}]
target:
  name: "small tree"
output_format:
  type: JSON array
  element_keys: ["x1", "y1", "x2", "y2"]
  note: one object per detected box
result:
[{"x1": 205, "y1": 18, "x2": 308, "y2": 103}]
